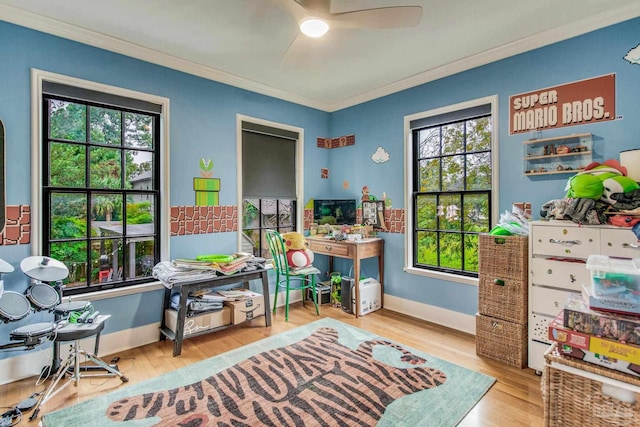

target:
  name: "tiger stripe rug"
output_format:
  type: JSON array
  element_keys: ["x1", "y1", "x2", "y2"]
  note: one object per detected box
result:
[{"x1": 42, "y1": 318, "x2": 495, "y2": 426}]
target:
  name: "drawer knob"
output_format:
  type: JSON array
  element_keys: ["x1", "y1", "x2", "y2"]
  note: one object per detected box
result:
[
  {"x1": 324, "y1": 246, "x2": 332, "y2": 251},
  {"x1": 546, "y1": 269, "x2": 552, "y2": 275}
]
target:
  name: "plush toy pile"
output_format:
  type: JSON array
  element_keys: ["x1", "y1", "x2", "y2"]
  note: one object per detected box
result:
[
  {"x1": 541, "y1": 160, "x2": 640, "y2": 227},
  {"x1": 280, "y1": 231, "x2": 314, "y2": 269}
]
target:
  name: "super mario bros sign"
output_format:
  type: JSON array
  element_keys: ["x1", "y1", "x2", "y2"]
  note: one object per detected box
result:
[{"x1": 509, "y1": 74, "x2": 615, "y2": 135}]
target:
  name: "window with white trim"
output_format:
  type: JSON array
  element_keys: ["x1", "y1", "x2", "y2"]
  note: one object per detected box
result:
[
  {"x1": 33, "y1": 72, "x2": 169, "y2": 296},
  {"x1": 407, "y1": 98, "x2": 497, "y2": 278}
]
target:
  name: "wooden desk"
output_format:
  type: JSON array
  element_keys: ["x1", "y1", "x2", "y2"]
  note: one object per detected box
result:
[
  {"x1": 306, "y1": 237, "x2": 384, "y2": 318},
  {"x1": 159, "y1": 268, "x2": 271, "y2": 356}
]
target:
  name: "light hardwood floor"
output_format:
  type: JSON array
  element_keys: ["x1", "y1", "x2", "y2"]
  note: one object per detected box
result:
[{"x1": 1, "y1": 304, "x2": 544, "y2": 426}]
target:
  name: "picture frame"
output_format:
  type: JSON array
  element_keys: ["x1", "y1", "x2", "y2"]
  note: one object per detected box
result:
[{"x1": 361, "y1": 200, "x2": 385, "y2": 229}]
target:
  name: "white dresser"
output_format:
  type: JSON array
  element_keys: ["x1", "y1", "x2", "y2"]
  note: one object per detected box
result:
[{"x1": 528, "y1": 220, "x2": 640, "y2": 373}]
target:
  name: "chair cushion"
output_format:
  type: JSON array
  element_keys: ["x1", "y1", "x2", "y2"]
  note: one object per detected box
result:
[{"x1": 289, "y1": 266, "x2": 320, "y2": 276}]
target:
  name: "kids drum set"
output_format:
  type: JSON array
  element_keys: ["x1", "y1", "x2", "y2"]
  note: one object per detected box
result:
[{"x1": 0, "y1": 256, "x2": 91, "y2": 351}]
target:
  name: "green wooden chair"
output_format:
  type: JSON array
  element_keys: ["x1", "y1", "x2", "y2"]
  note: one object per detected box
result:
[{"x1": 265, "y1": 229, "x2": 320, "y2": 321}]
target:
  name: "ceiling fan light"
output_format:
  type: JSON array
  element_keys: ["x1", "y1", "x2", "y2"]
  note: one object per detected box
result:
[{"x1": 300, "y1": 18, "x2": 329, "y2": 38}]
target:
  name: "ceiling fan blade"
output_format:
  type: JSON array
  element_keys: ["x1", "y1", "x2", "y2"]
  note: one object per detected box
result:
[
  {"x1": 280, "y1": 33, "x2": 312, "y2": 68},
  {"x1": 269, "y1": 0, "x2": 309, "y2": 23},
  {"x1": 329, "y1": 6, "x2": 423, "y2": 29},
  {"x1": 280, "y1": 31, "x2": 335, "y2": 69}
]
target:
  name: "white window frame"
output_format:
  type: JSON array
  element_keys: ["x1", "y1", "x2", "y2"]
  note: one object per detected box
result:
[
  {"x1": 403, "y1": 95, "x2": 499, "y2": 287},
  {"x1": 30, "y1": 69, "x2": 170, "y2": 296},
  {"x1": 235, "y1": 114, "x2": 304, "y2": 251}
]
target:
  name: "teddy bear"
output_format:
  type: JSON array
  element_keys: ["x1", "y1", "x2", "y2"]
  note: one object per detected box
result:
[{"x1": 280, "y1": 231, "x2": 314, "y2": 269}]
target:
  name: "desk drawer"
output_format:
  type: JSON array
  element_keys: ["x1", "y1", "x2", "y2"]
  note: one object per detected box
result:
[{"x1": 308, "y1": 240, "x2": 350, "y2": 257}]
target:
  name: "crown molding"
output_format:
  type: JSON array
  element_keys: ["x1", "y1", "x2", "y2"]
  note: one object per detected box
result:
[
  {"x1": 326, "y1": 3, "x2": 640, "y2": 112},
  {"x1": 2, "y1": 3, "x2": 639, "y2": 113},
  {"x1": 0, "y1": 4, "x2": 331, "y2": 112}
]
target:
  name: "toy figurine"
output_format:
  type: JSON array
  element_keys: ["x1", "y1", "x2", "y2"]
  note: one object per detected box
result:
[{"x1": 361, "y1": 185, "x2": 370, "y2": 201}]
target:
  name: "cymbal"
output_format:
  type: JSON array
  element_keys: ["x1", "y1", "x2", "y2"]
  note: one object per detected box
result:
[
  {"x1": 20, "y1": 256, "x2": 68, "y2": 282},
  {"x1": 0, "y1": 258, "x2": 14, "y2": 274}
]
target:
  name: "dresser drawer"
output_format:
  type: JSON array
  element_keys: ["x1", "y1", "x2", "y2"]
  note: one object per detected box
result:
[
  {"x1": 530, "y1": 285, "x2": 578, "y2": 317},
  {"x1": 600, "y1": 227, "x2": 640, "y2": 259},
  {"x1": 531, "y1": 224, "x2": 599, "y2": 258},
  {"x1": 529, "y1": 257, "x2": 588, "y2": 292},
  {"x1": 307, "y1": 240, "x2": 350, "y2": 257}
]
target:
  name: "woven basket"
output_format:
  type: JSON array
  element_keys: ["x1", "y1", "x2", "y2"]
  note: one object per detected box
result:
[
  {"x1": 478, "y1": 234, "x2": 528, "y2": 281},
  {"x1": 478, "y1": 274, "x2": 527, "y2": 323},
  {"x1": 543, "y1": 343, "x2": 640, "y2": 427},
  {"x1": 475, "y1": 314, "x2": 527, "y2": 368}
]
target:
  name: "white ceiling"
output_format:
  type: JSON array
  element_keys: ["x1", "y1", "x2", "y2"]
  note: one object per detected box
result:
[{"x1": 1, "y1": 0, "x2": 639, "y2": 112}]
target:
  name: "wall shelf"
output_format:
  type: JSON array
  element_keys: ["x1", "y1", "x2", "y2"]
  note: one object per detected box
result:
[{"x1": 523, "y1": 133, "x2": 592, "y2": 176}]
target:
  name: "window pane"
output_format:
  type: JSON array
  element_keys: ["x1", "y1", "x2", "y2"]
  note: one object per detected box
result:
[
  {"x1": 261, "y1": 199, "x2": 278, "y2": 227},
  {"x1": 439, "y1": 194, "x2": 461, "y2": 231},
  {"x1": 125, "y1": 239, "x2": 154, "y2": 280},
  {"x1": 125, "y1": 150, "x2": 153, "y2": 190},
  {"x1": 442, "y1": 155, "x2": 464, "y2": 191},
  {"x1": 467, "y1": 117, "x2": 491, "y2": 151},
  {"x1": 49, "y1": 142, "x2": 86, "y2": 188},
  {"x1": 464, "y1": 233, "x2": 479, "y2": 272},
  {"x1": 51, "y1": 193, "x2": 87, "y2": 239},
  {"x1": 91, "y1": 193, "x2": 123, "y2": 226},
  {"x1": 93, "y1": 238, "x2": 123, "y2": 284},
  {"x1": 125, "y1": 112, "x2": 154, "y2": 149},
  {"x1": 279, "y1": 200, "x2": 294, "y2": 227},
  {"x1": 127, "y1": 196, "x2": 155, "y2": 227},
  {"x1": 416, "y1": 231, "x2": 437, "y2": 266},
  {"x1": 416, "y1": 195, "x2": 437, "y2": 229},
  {"x1": 49, "y1": 100, "x2": 86, "y2": 142},
  {"x1": 90, "y1": 106, "x2": 121, "y2": 145},
  {"x1": 418, "y1": 159, "x2": 440, "y2": 191},
  {"x1": 442, "y1": 122, "x2": 464, "y2": 155},
  {"x1": 51, "y1": 241, "x2": 87, "y2": 289},
  {"x1": 90, "y1": 146, "x2": 121, "y2": 189},
  {"x1": 439, "y1": 232, "x2": 462, "y2": 269},
  {"x1": 243, "y1": 199, "x2": 260, "y2": 228},
  {"x1": 466, "y1": 152, "x2": 492, "y2": 190},
  {"x1": 418, "y1": 128, "x2": 440, "y2": 158},
  {"x1": 463, "y1": 194, "x2": 490, "y2": 232}
]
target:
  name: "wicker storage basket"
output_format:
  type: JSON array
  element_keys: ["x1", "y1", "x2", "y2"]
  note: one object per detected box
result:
[
  {"x1": 543, "y1": 343, "x2": 640, "y2": 427},
  {"x1": 475, "y1": 313, "x2": 527, "y2": 368},
  {"x1": 478, "y1": 274, "x2": 527, "y2": 323},
  {"x1": 478, "y1": 234, "x2": 528, "y2": 281}
]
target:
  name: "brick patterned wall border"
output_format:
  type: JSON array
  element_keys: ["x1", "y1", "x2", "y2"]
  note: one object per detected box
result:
[
  {"x1": 317, "y1": 134, "x2": 355, "y2": 149},
  {"x1": 1, "y1": 205, "x2": 403, "y2": 242},
  {"x1": 0, "y1": 205, "x2": 31, "y2": 245},
  {"x1": 170, "y1": 205, "x2": 237, "y2": 236}
]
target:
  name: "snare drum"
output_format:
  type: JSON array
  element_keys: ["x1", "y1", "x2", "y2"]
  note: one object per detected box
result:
[
  {"x1": 54, "y1": 300, "x2": 91, "y2": 316},
  {"x1": 0, "y1": 291, "x2": 31, "y2": 322},
  {"x1": 26, "y1": 282, "x2": 60, "y2": 311},
  {"x1": 10, "y1": 322, "x2": 56, "y2": 341}
]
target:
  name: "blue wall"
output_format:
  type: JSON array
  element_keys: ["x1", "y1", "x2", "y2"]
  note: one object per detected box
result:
[
  {"x1": 328, "y1": 17, "x2": 640, "y2": 315},
  {"x1": 0, "y1": 16, "x2": 639, "y2": 359}
]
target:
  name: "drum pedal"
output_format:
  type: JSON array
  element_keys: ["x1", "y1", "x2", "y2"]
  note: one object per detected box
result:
[
  {"x1": 0, "y1": 407, "x2": 21, "y2": 427},
  {"x1": 16, "y1": 393, "x2": 39, "y2": 411}
]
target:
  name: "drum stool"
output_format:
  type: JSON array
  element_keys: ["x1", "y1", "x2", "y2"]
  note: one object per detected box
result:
[{"x1": 30, "y1": 319, "x2": 128, "y2": 420}]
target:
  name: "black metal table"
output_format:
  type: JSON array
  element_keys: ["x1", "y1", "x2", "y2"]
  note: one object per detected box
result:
[{"x1": 159, "y1": 268, "x2": 271, "y2": 356}]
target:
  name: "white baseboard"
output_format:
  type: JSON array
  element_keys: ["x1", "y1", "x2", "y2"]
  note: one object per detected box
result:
[
  {"x1": 0, "y1": 322, "x2": 161, "y2": 385},
  {"x1": 383, "y1": 294, "x2": 476, "y2": 335}
]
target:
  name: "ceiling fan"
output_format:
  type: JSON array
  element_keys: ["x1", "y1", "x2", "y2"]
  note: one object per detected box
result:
[{"x1": 271, "y1": 0, "x2": 423, "y2": 65}]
